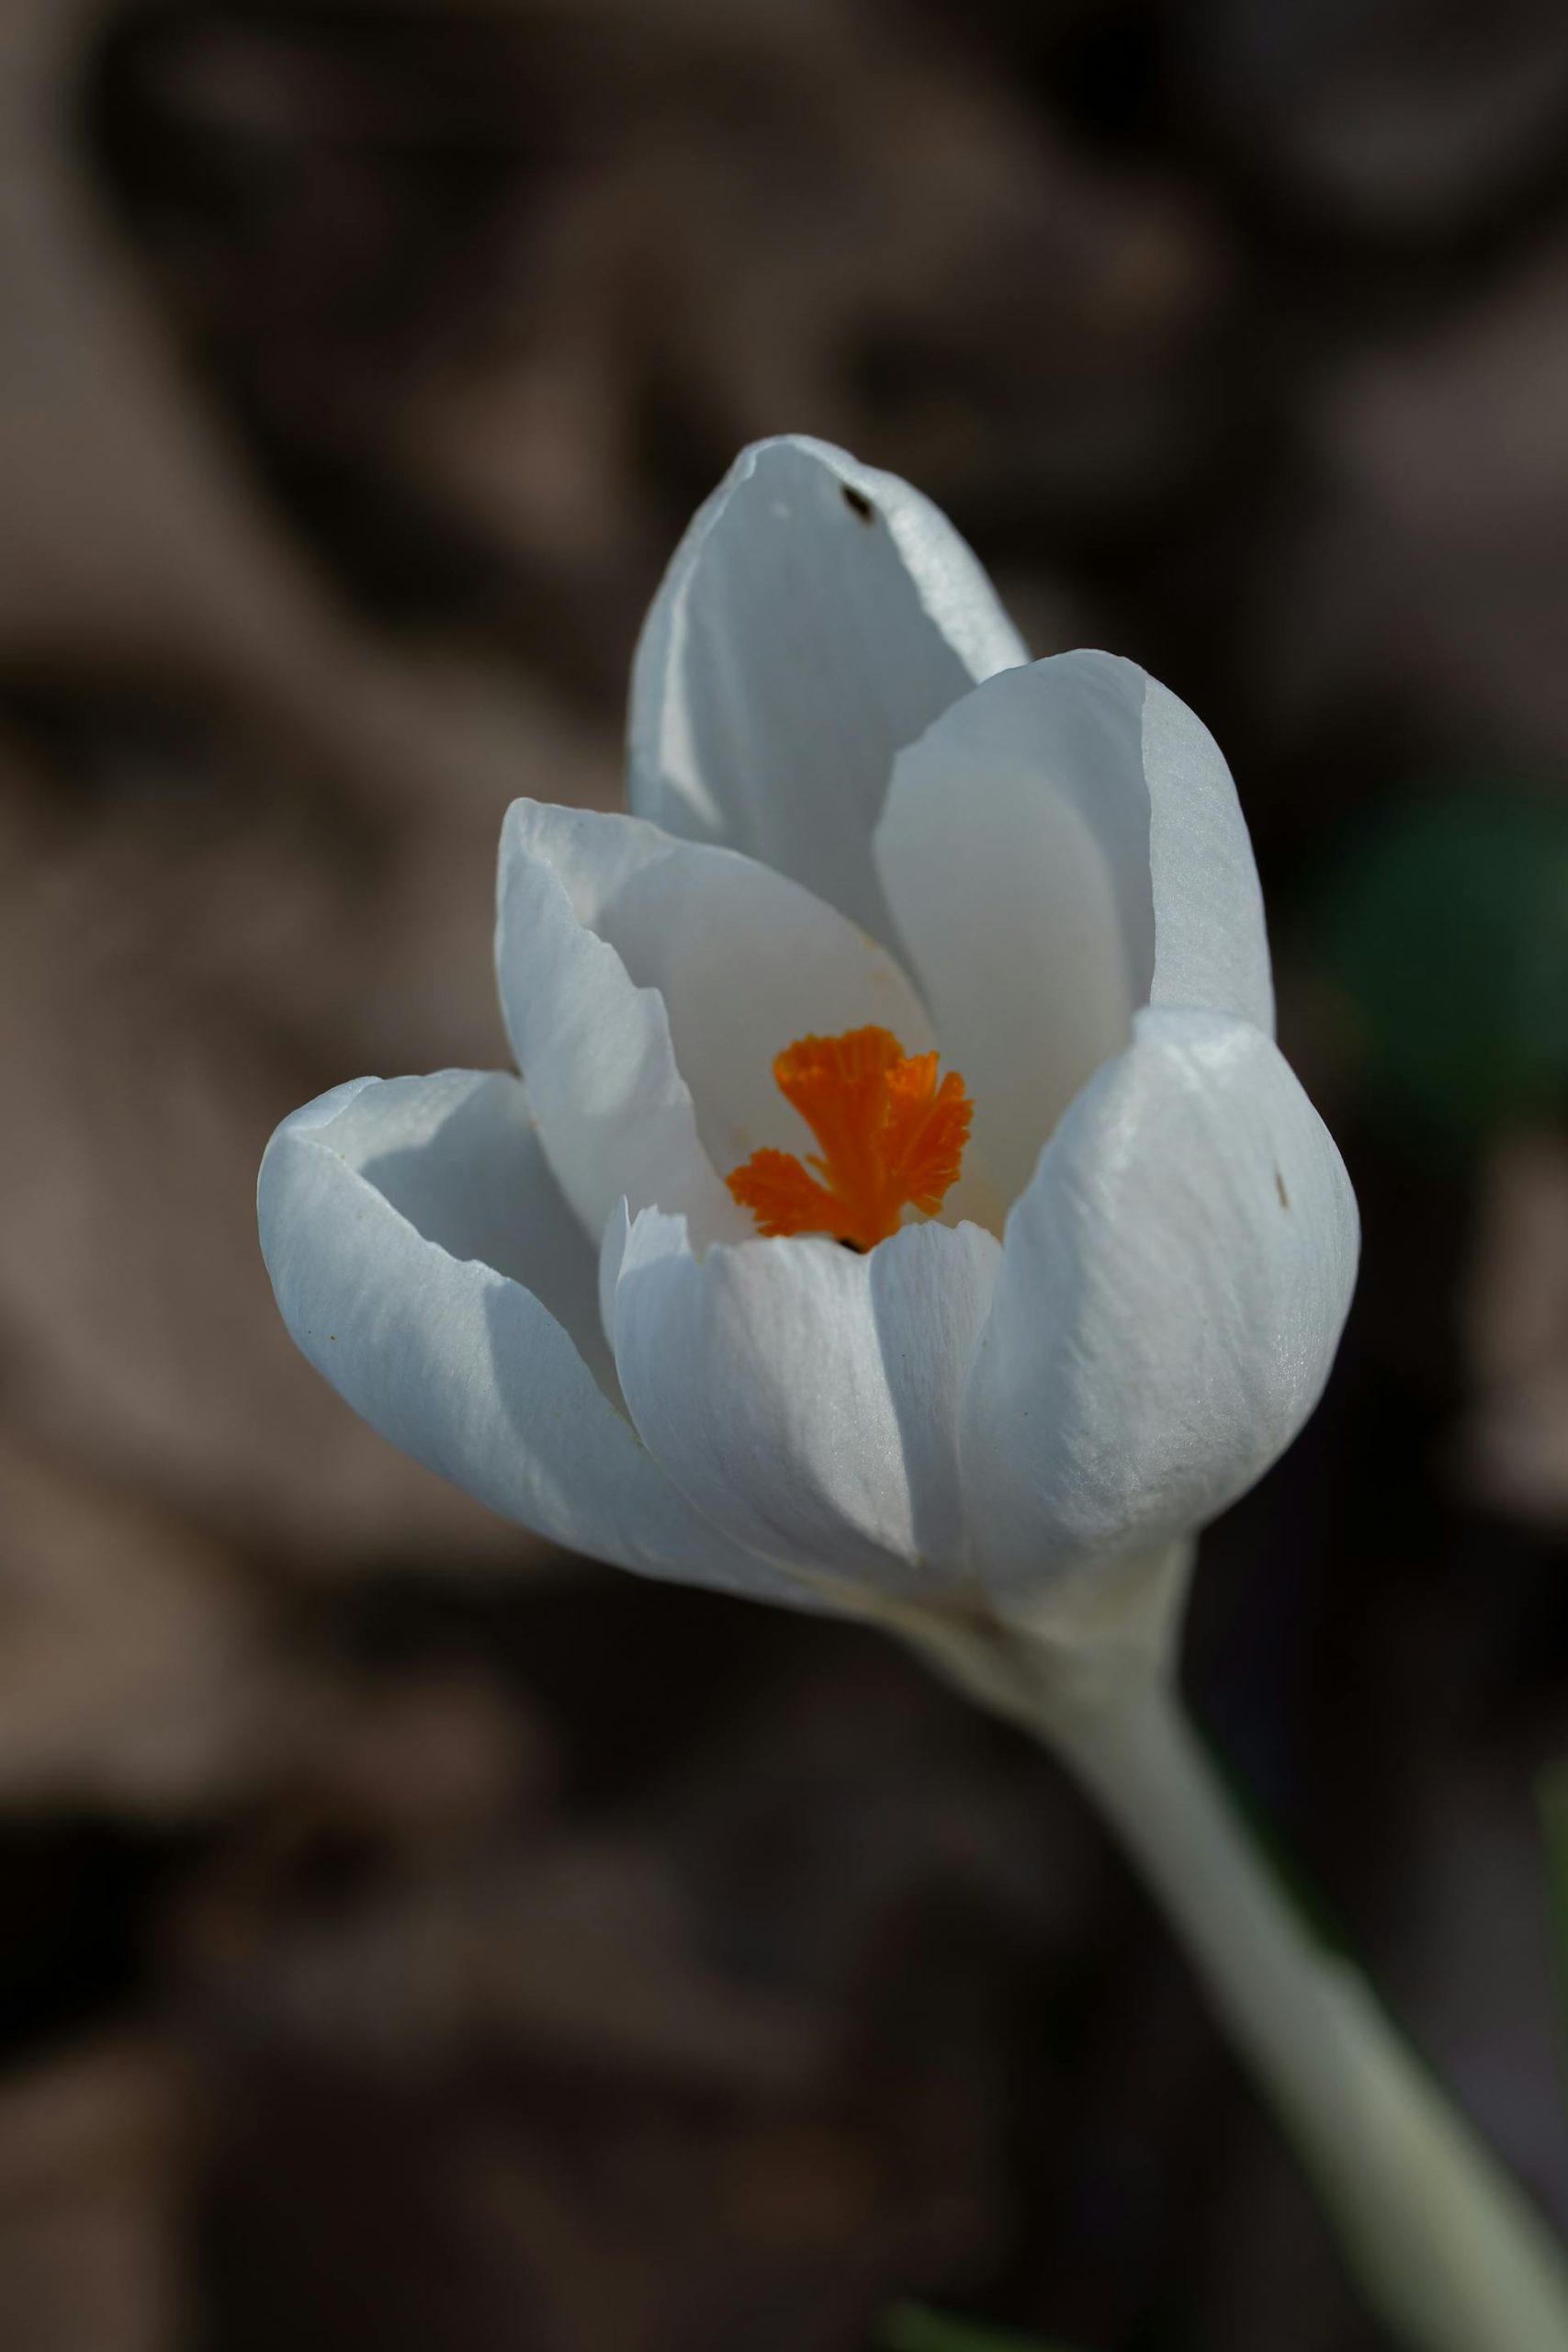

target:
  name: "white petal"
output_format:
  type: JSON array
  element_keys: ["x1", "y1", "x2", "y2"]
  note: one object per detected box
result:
[
  {"x1": 961, "y1": 1009, "x2": 1358, "y2": 1611},
  {"x1": 628, "y1": 435, "x2": 1027, "y2": 944},
  {"x1": 874, "y1": 653, "x2": 1147, "y2": 1209},
  {"x1": 495, "y1": 802, "x2": 744, "y2": 1248},
  {"x1": 874, "y1": 653, "x2": 1274, "y2": 1208},
  {"x1": 610, "y1": 1208, "x2": 1002, "y2": 1595},
  {"x1": 598, "y1": 1195, "x2": 632, "y2": 1360},
  {"x1": 258, "y1": 1070, "x2": 806, "y2": 1604},
  {"x1": 1142, "y1": 673, "x2": 1274, "y2": 1033},
  {"x1": 499, "y1": 800, "x2": 936, "y2": 1218}
]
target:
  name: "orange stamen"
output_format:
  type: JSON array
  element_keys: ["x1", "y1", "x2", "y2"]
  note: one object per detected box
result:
[{"x1": 726, "y1": 1026, "x2": 973, "y2": 1250}]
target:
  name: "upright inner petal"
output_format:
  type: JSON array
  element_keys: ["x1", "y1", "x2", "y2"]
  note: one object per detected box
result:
[
  {"x1": 727, "y1": 1026, "x2": 973, "y2": 1250},
  {"x1": 628, "y1": 436, "x2": 1028, "y2": 947},
  {"x1": 874, "y1": 653, "x2": 1156, "y2": 1208}
]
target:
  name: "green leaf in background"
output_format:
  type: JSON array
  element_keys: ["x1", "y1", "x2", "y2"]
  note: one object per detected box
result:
[
  {"x1": 1539, "y1": 1759, "x2": 1568, "y2": 2071},
  {"x1": 877, "y1": 2300, "x2": 1082, "y2": 2352},
  {"x1": 1314, "y1": 786, "x2": 1568, "y2": 1147}
]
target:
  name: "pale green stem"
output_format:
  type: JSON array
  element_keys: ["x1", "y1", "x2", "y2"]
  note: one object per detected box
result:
[{"x1": 911, "y1": 1620, "x2": 1568, "y2": 2352}]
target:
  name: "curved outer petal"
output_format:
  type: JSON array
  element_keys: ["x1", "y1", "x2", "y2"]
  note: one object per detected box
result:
[
  {"x1": 258, "y1": 1069, "x2": 808, "y2": 1605},
  {"x1": 628, "y1": 435, "x2": 1027, "y2": 944},
  {"x1": 1142, "y1": 669, "x2": 1273, "y2": 1033},
  {"x1": 609, "y1": 1207, "x2": 1002, "y2": 1595},
  {"x1": 874, "y1": 652, "x2": 1274, "y2": 1209},
  {"x1": 495, "y1": 801, "x2": 745, "y2": 1249},
  {"x1": 497, "y1": 801, "x2": 936, "y2": 1237},
  {"x1": 961, "y1": 1009, "x2": 1358, "y2": 1614}
]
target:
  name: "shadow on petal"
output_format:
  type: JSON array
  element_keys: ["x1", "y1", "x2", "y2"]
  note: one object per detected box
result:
[{"x1": 356, "y1": 1070, "x2": 618, "y2": 1400}]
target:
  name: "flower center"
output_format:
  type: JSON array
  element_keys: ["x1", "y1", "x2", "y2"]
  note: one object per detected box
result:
[{"x1": 726, "y1": 1026, "x2": 973, "y2": 1250}]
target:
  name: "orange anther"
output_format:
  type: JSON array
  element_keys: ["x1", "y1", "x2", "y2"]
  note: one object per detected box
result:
[{"x1": 727, "y1": 1026, "x2": 972, "y2": 1250}]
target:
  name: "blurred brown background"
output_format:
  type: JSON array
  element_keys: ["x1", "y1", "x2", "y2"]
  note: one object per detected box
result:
[{"x1": 3, "y1": 1, "x2": 1568, "y2": 2346}]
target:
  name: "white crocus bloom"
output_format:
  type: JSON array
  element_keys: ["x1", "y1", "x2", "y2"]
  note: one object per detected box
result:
[
  {"x1": 262, "y1": 441, "x2": 1568, "y2": 2352},
  {"x1": 260, "y1": 435, "x2": 1357, "y2": 1634}
]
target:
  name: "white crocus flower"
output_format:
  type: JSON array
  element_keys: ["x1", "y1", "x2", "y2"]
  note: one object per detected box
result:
[
  {"x1": 259, "y1": 435, "x2": 1357, "y2": 1635},
  {"x1": 261, "y1": 438, "x2": 1568, "y2": 2352}
]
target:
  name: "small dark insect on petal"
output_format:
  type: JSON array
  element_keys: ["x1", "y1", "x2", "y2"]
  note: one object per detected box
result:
[
  {"x1": 841, "y1": 484, "x2": 875, "y2": 523},
  {"x1": 1275, "y1": 1170, "x2": 1291, "y2": 1209}
]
